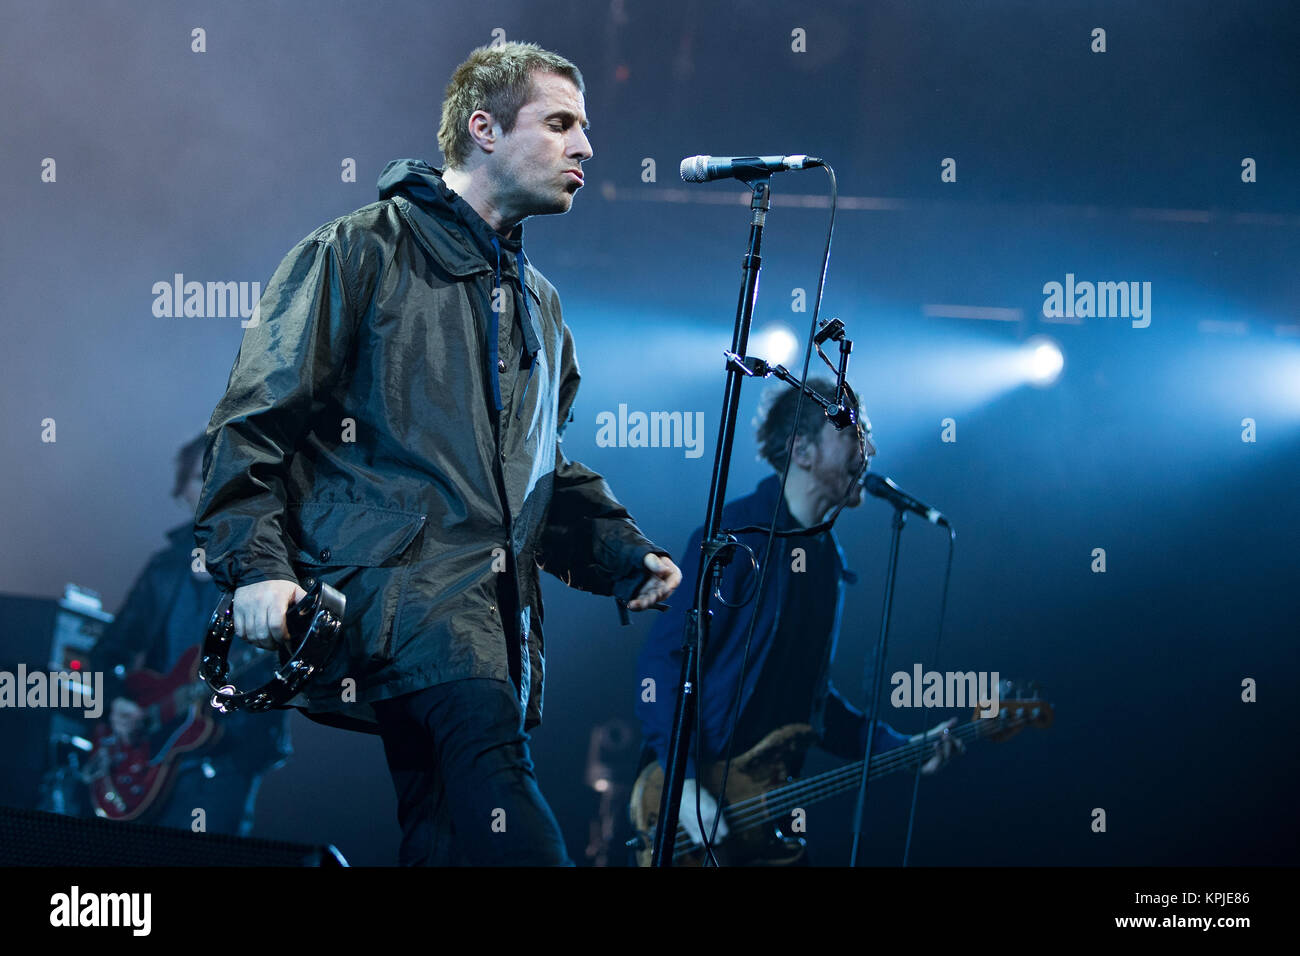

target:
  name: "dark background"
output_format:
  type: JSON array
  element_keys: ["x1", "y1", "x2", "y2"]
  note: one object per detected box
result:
[{"x1": 2, "y1": 0, "x2": 1296, "y2": 865}]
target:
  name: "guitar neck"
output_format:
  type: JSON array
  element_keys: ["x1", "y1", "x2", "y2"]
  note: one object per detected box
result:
[{"x1": 703, "y1": 714, "x2": 1025, "y2": 848}]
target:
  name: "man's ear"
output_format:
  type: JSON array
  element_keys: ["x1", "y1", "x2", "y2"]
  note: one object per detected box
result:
[
  {"x1": 466, "y1": 110, "x2": 498, "y2": 153},
  {"x1": 790, "y1": 434, "x2": 816, "y2": 469}
]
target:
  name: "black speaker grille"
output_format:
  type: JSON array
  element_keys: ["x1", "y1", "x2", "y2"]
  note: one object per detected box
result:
[{"x1": 0, "y1": 807, "x2": 345, "y2": 866}]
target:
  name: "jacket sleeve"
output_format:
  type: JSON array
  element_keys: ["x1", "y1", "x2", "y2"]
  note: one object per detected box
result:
[
  {"x1": 538, "y1": 324, "x2": 670, "y2": 602},
  {"x1": 820, "y1": 680, "x2": 910, "y2": 760},
  {"x1": 194, "y1": 236, "x2": 358, "y2": 591}
]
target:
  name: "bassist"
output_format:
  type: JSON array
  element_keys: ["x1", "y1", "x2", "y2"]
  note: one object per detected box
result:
[{"x1": 634, "y1": 380, "x2": 959, "y2": 863}]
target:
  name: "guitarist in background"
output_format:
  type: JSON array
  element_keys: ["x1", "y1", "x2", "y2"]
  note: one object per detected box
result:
[
  {"x1": 88, "y1": 433, "x2": 291, "y2": 835},
  {"x1": 635, "y1": 379, "x2": 960, "y2": 864}
]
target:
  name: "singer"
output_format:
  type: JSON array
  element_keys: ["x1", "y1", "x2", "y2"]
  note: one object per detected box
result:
[
  {"x1": 195, "y1": 41, "x2": 681, "y2": 866},
  {"x1": 634, "y1": 378, "x2": 958, "y2": 865}
]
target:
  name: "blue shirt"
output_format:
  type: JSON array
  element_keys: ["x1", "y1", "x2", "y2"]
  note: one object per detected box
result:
[{"x1": 636, "y1": 475, "x2": 908, "y2": 776}]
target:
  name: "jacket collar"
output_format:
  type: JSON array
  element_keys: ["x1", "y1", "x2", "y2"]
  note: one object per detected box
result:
[
  {"x1": 377, "y1": 158, "x2": 532, "y2": 285},
  {"x1": 379, "y1": 158, "x2": 545, "y2": 361},
  {"x1": 748, "y1": 473, "x2": 850, "y2": 577}
]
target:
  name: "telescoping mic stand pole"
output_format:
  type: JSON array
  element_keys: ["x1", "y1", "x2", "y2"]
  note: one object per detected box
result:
[{"x1": 650, "y1": 177, "x2": 772, "y2": 868}]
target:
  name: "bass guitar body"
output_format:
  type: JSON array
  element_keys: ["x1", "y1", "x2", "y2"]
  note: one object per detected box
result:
[{"x1": 630, "y1": 724, "x2": 819, "y2": 867}]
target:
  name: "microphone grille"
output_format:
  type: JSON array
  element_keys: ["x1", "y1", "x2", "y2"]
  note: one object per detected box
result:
[{"x1": 680, "y1": 155, "x2": 708, "y2": 183}]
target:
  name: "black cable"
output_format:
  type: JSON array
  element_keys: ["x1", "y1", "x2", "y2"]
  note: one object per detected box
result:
[{"x1": 712, "y1": 540, "x2": 760, "y2": 609}]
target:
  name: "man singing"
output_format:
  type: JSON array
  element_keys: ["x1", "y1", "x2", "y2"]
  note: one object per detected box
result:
[{"x1": 196, "y1": 42, "x2": 680, "y2": 866}]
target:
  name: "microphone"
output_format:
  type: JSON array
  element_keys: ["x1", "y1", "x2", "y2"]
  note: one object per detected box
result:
[
  {"x1": 863, "y1": 474, "x2": 950, "y2": 528},
  {"x1": 680, "y1": 154, "x2": 823, "y2": 183}
]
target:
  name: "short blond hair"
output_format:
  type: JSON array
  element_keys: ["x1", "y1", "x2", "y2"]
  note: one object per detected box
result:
[{"x1": 437, "y1": 42, "x2": 585, "y2": 170}]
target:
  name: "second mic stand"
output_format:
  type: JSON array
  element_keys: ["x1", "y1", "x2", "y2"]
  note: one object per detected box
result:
[
  {"x1": 651, "y1": 176, "x2": 772, "y2": 867},
  {"x1": 651, "y1": 176, "x2": 859, "y2": 864},
  {"x1": 848, "y1": 504, "x2": 906, "y2": 866}
]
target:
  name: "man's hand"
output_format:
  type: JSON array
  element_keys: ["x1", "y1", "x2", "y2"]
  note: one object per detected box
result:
[
  {"x1": 910, "y1": 716, "x2": 965, "y2": 774},
  {"x1": 232, "y1": 579, "x2": 308, "y2": 649},
  {"x1": 108, "y1": 697, "x2": 144, "y2": 742},
  {"x1": 679, "y1": 778, "x2": 728, "y2": 846},
  {"x1": 627, "y1": 553, "x2": 681, "y2": 610}
]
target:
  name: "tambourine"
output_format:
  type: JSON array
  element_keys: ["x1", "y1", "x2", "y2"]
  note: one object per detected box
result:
[{"x1": 199, "y1": 577, "x2": 346, "y2": 713}]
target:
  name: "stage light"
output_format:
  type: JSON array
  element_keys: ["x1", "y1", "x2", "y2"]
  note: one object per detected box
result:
[
  {"x1": 754, "y1": 325, "x2": 798, "y2": 366},
  {"x1": 1023, "y1": 335, "x2": 1064, "y2": 387}
]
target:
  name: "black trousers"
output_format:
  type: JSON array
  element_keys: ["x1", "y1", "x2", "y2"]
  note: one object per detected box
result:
[{"x1": 373, "y1": 677, "x2": 573, "y2": 866}]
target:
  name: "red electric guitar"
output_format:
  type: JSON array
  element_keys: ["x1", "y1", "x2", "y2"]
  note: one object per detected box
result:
[{"x1": 85, "y1": 644, "x2": 263, "y2": 821}]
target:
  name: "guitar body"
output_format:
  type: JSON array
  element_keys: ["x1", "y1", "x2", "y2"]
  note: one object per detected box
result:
[
  {"x1": 88, "y1": 645, "x2": 218, "y2": 821},
  {"x1": 630, "y1": 724, "x2": 820, "y2": 867}
]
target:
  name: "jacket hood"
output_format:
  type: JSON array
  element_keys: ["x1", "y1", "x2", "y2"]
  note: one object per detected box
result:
[{"x1": 377, "y1": 158, "x2": 525, "y2": 277}]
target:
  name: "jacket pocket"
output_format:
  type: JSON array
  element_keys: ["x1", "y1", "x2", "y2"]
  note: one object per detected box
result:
[
  {"x1": 285, "y1": 503, "x2": 427, "y2": 667},
  {"x1": 285, "y1": 502, "x2": 426, "y2": 567}
]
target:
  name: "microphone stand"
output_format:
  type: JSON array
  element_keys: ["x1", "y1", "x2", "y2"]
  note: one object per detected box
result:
[
  {"x1": 848, "y1": 504, "x2": 906, "y2": 866},
  {"x1": 650, "y1": 176, "x2": 772, "y2": 867}
]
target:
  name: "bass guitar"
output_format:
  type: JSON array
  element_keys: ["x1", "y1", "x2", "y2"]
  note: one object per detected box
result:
[{"x1": 629, "y1": 684, "x2": 1053, "y2": 866}]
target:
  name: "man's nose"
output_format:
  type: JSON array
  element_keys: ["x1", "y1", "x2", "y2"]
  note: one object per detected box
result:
[{"x1": 571, "y1": 128, "x2": 593, "y2": 162}]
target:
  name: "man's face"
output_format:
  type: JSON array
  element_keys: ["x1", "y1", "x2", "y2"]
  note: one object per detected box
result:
[
  {"x1": 806, "y1": 415, "x2": 876, "y2": 508},
  {"x1": 489, "y1": 72, "x2": 592, "y2": 218}
]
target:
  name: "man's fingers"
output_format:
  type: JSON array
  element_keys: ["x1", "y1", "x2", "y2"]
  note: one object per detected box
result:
[
  {"x1": 641, "y1": 554, "x2": 682, "y2": 589},
  {"x1": 627, "y1": 559, "x2": 680, "y2": 610},
  {"x1": 231, "y1": 580, "x2": 303, "y2": 649},
  {"x1": 659, "y1": 558, "x2": 682, "y2": 592},
  {"x1": 933, "y1": 716, "x2": 958, "y2": 734},
  {"x1": 237, "y1": 607, "x2": 265, "y2": 648},
  {"x1": 266, "y1": 603, "x2": 290, "y2": 645},
  {"x1": 245, "y1": 602, "x2": 272, "y2": 649},
  {"x1": 630, "y1": 589, "x2": 668, "y2": 610}
]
